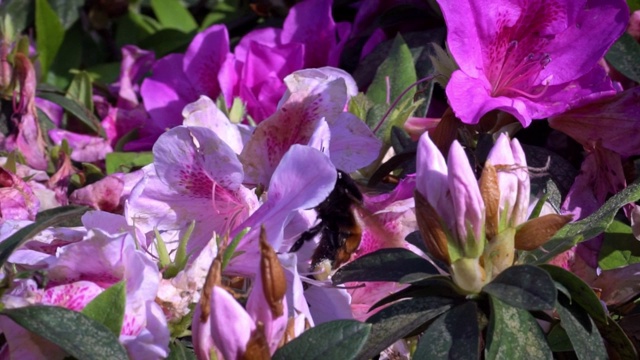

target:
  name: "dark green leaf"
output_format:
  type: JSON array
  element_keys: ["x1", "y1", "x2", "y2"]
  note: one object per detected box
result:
[
  {"x1": 273, "y1": 320, "x2": 371, "y2": 360},
  {"x1": 369, "y1": 276, "x2": 460, "y2": 311},
  {"x1": 167, "y1": 339, "x2": 197, "y2": 360},
  {"x1": 82, "y1": 282, "x2": 126, "y2": 336},
  {"x1": 331, "y1": 248, "x2": 438, "y2": 285},
  {"x1": 359, "y1": 296, "x2": 454, "y2": 359},
  {"x1": 138, "y1": 28, "x2": 195, "y2": 58},
  {"x1": 414, "y1": 302, "x2": 479, "y2": 360},
  {"x1": 556, "y1": 294, "x2": 607, "y2": 360},
  {"x1": 1, "y1": 305, "x2": 128, "y2": 360},
  {"x1": 598, "y1": 220, "x2": 640, "y2": 270},
  {"x1": 86, "y1": 62, "x2": 121, "y2": 85},
  {"x1": 35, "y1": 0, "x2": 65, "y2": 78},
  {"x1": 48, "y1": 0, "x2": 83, "y2": 29},
  {"x1": 522, "y1": 182, "x2": 640, "y2": 264},
  {"x1": 37, "y1": 92, "x2": 104, "y2": 137},
  {"x1": 0, "y1": 206, "x2": 89, "y2": 267},
  {"x1": 629, "y1": 0, "x2": 640, "y2": 12},
  {"x1": 539, "y1": 265, "x2": 607, "y2": 324},
  {"x1": 115, "y1": 11, "x2": 158, "y2": 48},
  {"x1": 150, "y1": 0, "x2": 198, "y2": 33},
  {"x1": 605, "y1": 32, "x2": 640, "y2": 83},
  {"x1": 546, "y1": 324, "x2": 573, "y2": 352},
  {"x1": 595, "y1": 315, "x2": 637, "y2": 360},
  {"x1": 105, "y1": 152, "x2": 154, "y2": 174},
  {"x1": 482, "y1": 265, "x2": 556, "y2": 311},
  {"x1": 485, "y1": 296, "x2": 552, "y2": 360}
]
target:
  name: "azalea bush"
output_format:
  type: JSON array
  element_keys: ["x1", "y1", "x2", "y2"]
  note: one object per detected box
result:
[{"x1": 0, "y1": 0, "x2": 640, "y2": 359}]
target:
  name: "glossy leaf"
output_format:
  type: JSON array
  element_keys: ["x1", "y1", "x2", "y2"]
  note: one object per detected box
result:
[
  {"x1": 595, "y1": 315, "x2": 638, "y2": 360},
  {"x1": 0, "y1": 206, "x2": 89, "y2": 268},
  {"x1": 66, "y1": 71, "x2": 94, "y2": 113},
  {"x1": 485, "y1": 296, "x2": 552, "y2": 360},
  {"x1": 482, "y1": 265, "x2": 556, "y2": 311},
  {"x1": 598, "y1": 220, "x2": 640, "y2": 270},
  {"x1": 331, "y1": 248, "x2": 438, "y2": 285},
  {"x1": 521, "y1": 182, "x2": 640, "y2": 264},
  {"x1": 81, "y1": 282, "x2": 126, "y2": 336},
  {"x1": 1, "y1": 306, "x2": 128, "y2": 360},
  {"x1": 369, "y1": 276, "x2": 460, "y2": 311},
  {"x1": 35, "y1": 0, "x2": 65, "y2": 77},
  {"x1": 605, "y1": 32, "x2": 640, "y2": 83},
  {"x1": 546, "y1": 324, "x2": 573, "y2": 352},
  {"x1": 539, "y1": 265, "x2": 607, "y2": 324},
  {"x1": 366, "y1": 34, "x2": 417, "y2": 105},
  {"x1": 37, "y1": 91, "x2": 105, "y2": 137},
  {"x1": 105, "y1": 152, "x2": 154, "y2": 174},
  {"x1": 49, "y1": 0, "x2": 83, "y2": 29},
  {"x1": 414, "y1": 302, "x2": 479, "y2": 360},
  {"x1": 556, "y1": 294, "x2": 607, "y2": 360},
  {"x1": 150, "y1": 0, "x2": 198, "y2": 33},
  {"x1": 359, "y1": 296, "x2": 454, "y2": 359},
  {"x1": 138, "y1": 28, "x2": 196, "y2": 58},
  {"x1": 273, "y1": 320, "x2": 371, "y2": 360}
]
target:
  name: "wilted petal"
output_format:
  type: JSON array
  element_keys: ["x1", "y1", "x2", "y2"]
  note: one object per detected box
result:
[
  {"x1": 69, "y1": 174, "x2": 125, "y2": 212},
  {"x1": 0, "y1": 168, "x2": 39, "y2": 221}
]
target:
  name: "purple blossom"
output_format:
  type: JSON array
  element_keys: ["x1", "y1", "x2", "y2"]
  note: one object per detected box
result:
[{"x1": 438, "y1": 0, "x2": 629, "y2": 126}]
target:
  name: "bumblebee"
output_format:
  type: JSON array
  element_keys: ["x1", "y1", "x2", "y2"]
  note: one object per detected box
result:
[{"x1": 289, "y1": 170, "x2": 364, "y2": 280}]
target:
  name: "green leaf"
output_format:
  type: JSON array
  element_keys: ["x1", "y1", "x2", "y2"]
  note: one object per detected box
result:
[
  {"x1": 105, "y1": 151, "x2": 154, "y2": 174},
  {"x1": 605, "y1": 32, "x2": 640, "y2": 83},
  {"x1": 369, "y1": 276, "x2": 460, "y2": 311},
  {"x1": 0, "y1": 0, "x2": 34, "y2": 35},
  {"x1": 48, "y1": 0, "x2": 83, "y2": 29},
  {"x1": 482, "y1": 265, "x2": 556, "y2": 311},
  {"x1": 556, "y1": 294, "x2": 607, "y2": 360},
  {"x1": 359, "y1": 297, "x2": 454, "y2": 360},
  {"x1": 66, "y1": 71, "x2": 94, "y2": 113},
  {"x1": 628, "y1": 0, "x2": 640, "y2": 12},
  {"x1": 547, "y1": 324, "x2": 573, "y2": 352},
  {"x1": 85, "y1": 62, "x2": 121, "y2": 85},
  {"x1": 414, "y1": 302, "x2": 479, "y2": 360},
  {"x1": 115, "y1": 11, "x2": 158, "y2": 48},
  {"x1": 595, "y1": 315, "x2": 638, "y2": 360},
  {"x1": 522, "y1": 181, "x2": 640, "y2": 264},
  {"x1": 37, "y1": 91, "x2": 104, "y2": 137},
  {"x1": 167, "y1": 339, "x2": 197, "y2": 360},
  {"x1": 35, "y1": 0, "x2": 65, "y2": 78},
  {"x1": 150, "y1": 0, "x2": 197, "y2": 33},
  {"x1": 539, "y1": 265, "x2": 607, "y2": 324},
  {"x1": 0, "y1": 206, "x2": 88, "y2": 268},
  {"x1": 273, "y1": 320, "x2": 371, "y2": 360},
  {"x1": 366, "y1": 34, "x2": 417, "y2": 104},
  {"x1": 598, "y1": 220, "x2": 640, "y2": 270},
  {"x1": 485, "y1": 296, "x2": 552, "y2": 360},
  {"x1": 331, "y1": 248, "x2": 438, "y2": 285},
  {"x1": 1, "y1": 305, "x2": 128, "y2": 360},
  {"x1": 82, "y1": 282, "x2": 126, "y2": 336},
  {"x1": 137, "y1": 28, "x2": 195, "y2": 58}
]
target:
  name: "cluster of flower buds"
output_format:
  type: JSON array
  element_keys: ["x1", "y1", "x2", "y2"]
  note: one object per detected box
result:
[{"x1": 416, "y1": 133, "x2": 572, "y2": 293}]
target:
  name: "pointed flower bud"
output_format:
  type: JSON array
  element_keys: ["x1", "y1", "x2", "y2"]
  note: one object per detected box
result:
[
  {"x1": 515, "y1": 214, "x2": 573, "y2": 251},
  {"x1": 414, "y1": 190, "x2": 450, "y2": 265}
]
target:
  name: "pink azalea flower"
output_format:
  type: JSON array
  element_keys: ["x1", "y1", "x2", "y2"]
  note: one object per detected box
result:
[
  {"x1": 0, "y1": 167, "x2": 40, "y2": 221},
  {"x1": 125, "y1": 125, "x2": 259, "y2": 257},
  {"x1": 438, "y1": 0, "x2": 629, "y2": 126},
  {"x1": 135, "y1": 0, "x2": 349, "y2": 149}
]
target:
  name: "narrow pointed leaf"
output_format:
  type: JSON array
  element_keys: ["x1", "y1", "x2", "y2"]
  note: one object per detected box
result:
[
  {"x1": 482, "y1": 265, "x2": 556, "y2": 311},
  {"x1": 556, "y1": 294, "x2": 607, "y2": 360},
  {"x1": 358, "y1": 296, "x2": 454, "y2": 359},
  {"x1": 0, "y1": 206, "x2": 89, "y2": 267},
  {"x1": 150, "y1": 0, "x2": 197, "y2": 33},
  {"x1": 539, "y1": 265, "x2": 607, "y2": 324},
  {"x1": 82, "y1": 282, "x2": 126, "y2": 336},
  {"x1": 522, "y1": 182, "x2": 640, "y2": 264},
  {"x1": 485, "y1": 296, "x2": 552, "y2": 360},
  {"x1": 273, "y1": 320, "x2": 371, "y2": 360},
  {"x1": 414, "y1": 302, "x2": 479, "y2": 360},
  {"x1": 36, "y1": 0, "x2": 65, "y2": 77},
  {"x1": 37, "y1": 91, "x2": 105, "y2": 137},
  {"x1": 369, "y1": 276, "x2": 459, "y2": 311},
  {"x1": 332, "y1": 248, "x2": 438, "y2": 285},
  {"x1": 1, "y1": 306, "x2": 128, "y2": 360}
]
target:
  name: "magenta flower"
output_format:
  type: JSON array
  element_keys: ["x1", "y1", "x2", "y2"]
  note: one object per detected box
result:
[{"x1": 438, "y1": 0, "x2": 629, "y2": 126}]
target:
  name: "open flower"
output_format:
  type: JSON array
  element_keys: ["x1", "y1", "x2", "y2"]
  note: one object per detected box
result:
[{"x1": 438, "y1": 0, "x2": 629, "y2": 126}]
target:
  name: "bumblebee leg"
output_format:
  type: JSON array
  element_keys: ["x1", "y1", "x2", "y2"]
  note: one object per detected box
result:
[{"x1": 289, "y1": 222, "x2": 324, "y2": 253}]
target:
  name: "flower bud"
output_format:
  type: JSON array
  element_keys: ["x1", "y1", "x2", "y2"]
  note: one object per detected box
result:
[
  {"x1": 515, "y1": 214, "x2": 573, "y2": 251},
  {"x1": 451, "y1": 257, "x2": 488, "y2": 294},
  {"x1": 259, "y1": 227, "x2": 286, "y2": 317},
  {"x1": 415, "y1": 190, "x2": 450, "y2": 264}
]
